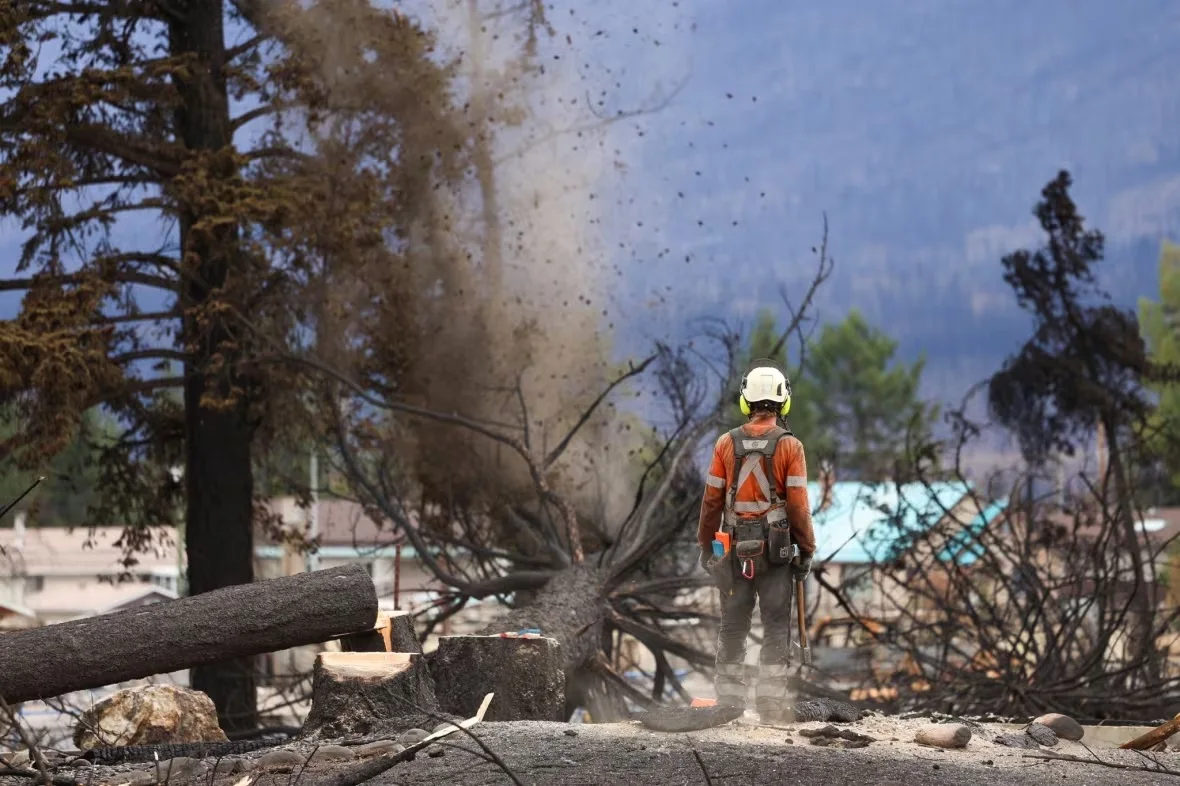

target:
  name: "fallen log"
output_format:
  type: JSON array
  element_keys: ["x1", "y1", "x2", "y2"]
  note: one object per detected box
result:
[
  {"x1": 0, "y1": 565, "x2": 378, "y2": 704},
  {"x1": 301, "y1": 652, "x2": 443, "y2": 739},
  {"x1": 1120, "y1": 711, "x2": 1180, "y2": 750}
]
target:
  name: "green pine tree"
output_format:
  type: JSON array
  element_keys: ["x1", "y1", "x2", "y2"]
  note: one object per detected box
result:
[
  {"x1": 727, "y1": 308, "x2": 936, "y2": 483},
  {"x1": 1137, "y1": 240, "x2": 1180, "y2": 502}
]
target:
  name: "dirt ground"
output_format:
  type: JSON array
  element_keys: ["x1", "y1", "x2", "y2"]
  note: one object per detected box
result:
[
  {"x1": 314, "y1": 717, "x2": 1173, "y2": 786},
  {"x1": 7, "y1": 714, "x2": 1173, "y2": 786}
]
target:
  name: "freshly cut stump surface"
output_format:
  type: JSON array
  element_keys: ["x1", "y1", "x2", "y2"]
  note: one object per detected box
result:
[
  {"x1": 340, "y1": 611, "x2": 421, "y2": 654},
  {"x1": 430, "y1": 635, "x2": 564, "y2": 722},
  {"x1": 302, "y1": 652, "x2": 445, "y2": 740}
]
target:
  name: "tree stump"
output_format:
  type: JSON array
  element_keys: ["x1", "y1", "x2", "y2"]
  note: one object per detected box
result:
[
  {"x1": 429, "y1": 635, "x2": 564, "y2": 722},
  {"x1": 301, "y1": 652, "x2": 445, "y2": 740}
]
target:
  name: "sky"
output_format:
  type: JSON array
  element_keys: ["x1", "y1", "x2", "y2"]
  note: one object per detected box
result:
[{"x1": 3, "y1": 0, "x2": 1179, "y2": 420}]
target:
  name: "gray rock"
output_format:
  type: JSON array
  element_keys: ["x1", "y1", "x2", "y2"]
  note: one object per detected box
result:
[
  {"x1": 75, "y1": 685, "x2": 227, "y2": 751},
  {"x1": 355, "y1": 739, "x2": 404, "y2": 758},
  {"x1": 257, "y1": 749, "x2": 307, "y2": 772},
  {"x1": 1033, "y1": 713, "x2": 1084, "y2": 742},
  {"x1": 308, "y1": 745, "x2": 356, "y2": 763},
  {"x1": 432, "y1": 721, "x2": 459, "y2": 734},
  {"x1": 210, "y1": 758, "x2": 239, "y2": 774},
  {"x1": 232, "y1": 759, "x2": 255, "y2": 774},
  {"x1": 153, "y1": 756, "x2": 207, "y2": 781},
  {"x1": 124, "y1": 772, "x2": 158, "y2": 786},
  {"x1": 914, "y1": 723, "x2": 971, "y2": 749},
  {"x1": 1026, "y1": 722, "x2": 1059, "y2": 747},
  {"x1": 398, "y1": 728, "x2": 430, "y2": 746}
]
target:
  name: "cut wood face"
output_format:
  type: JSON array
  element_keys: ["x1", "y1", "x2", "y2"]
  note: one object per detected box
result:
[{"x1": 318, "y1": 651, "x2": 415, "y2": 679}]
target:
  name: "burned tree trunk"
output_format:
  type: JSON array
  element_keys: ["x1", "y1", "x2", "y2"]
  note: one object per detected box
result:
[
  {"x1": 169, "y1": 0, "x2": 258, "y2": 732},
  {"x1": 0, "y1": 565, "x2": 378, "y2": 705}
]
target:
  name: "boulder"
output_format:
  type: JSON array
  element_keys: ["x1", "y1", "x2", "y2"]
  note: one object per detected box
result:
[
  {"x1": 914, "y1": 723, "x2": 971, "y2": 749},
  {"x1": 430, "y1": 635, "x2": 564, "y2": 722},
  {"x1": 74, "y1": 685, "x2": 227, "y2": 750},
  {"x1": 1032, "y1": 713, "x2": 1084, "y2": 742}
]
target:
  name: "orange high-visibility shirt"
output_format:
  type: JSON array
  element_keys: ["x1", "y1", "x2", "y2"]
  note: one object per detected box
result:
[{"x1": 697, "y1": 415, "x2": 816, "y2": 555}]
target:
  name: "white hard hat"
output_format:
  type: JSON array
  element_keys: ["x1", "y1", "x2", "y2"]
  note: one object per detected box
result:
[{"x1": 741, "y1": 366, "x2": 789, "y2": 404}]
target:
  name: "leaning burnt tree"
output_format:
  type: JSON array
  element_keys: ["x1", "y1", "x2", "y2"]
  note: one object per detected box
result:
[{"x1": 0, "y1": 0, "x2": 467, "y2": 728}]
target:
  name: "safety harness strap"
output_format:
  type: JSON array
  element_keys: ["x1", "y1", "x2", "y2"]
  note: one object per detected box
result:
[{"x1": 723, "y1": 425, "x2": 790, "y2": 526}]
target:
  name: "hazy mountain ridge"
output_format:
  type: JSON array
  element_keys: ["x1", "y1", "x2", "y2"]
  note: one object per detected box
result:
[{"x1": 610, "y1": 0, "x2": 1180, "y2": 405}]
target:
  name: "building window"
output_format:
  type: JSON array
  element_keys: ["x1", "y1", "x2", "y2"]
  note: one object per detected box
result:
[{"x1": 24, "y1": 576, "x2": 43, "y2": 593}]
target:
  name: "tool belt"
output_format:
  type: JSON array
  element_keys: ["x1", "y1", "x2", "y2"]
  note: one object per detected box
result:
[{"x1": 714, "y1": 517, "x2": 793, "y2": 586}]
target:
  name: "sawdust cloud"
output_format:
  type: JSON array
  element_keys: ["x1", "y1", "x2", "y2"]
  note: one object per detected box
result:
[
  {"x1": 418, "y1": 0, "x2": 642, "y2": 527},
  {"x1": 287, "y1": 0, "x2": 655, "y2": 527}
]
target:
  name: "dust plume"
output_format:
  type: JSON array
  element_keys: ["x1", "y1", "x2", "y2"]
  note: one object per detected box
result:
[
  {"x1": 274, "y1": 0, "x2": 652, "y2": 527},
  {"x1": 410, "y1": 0, "x2": 640, "y2": 527}
]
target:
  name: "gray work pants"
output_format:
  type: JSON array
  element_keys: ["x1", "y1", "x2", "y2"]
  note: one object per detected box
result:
[{"x1": 713, "y1": 562, "x2": 794, "y2": 715}]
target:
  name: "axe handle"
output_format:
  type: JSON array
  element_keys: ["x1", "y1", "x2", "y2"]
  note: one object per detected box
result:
[{"x1": 795, "y1": 578, "x2": 809, "y2": 653}]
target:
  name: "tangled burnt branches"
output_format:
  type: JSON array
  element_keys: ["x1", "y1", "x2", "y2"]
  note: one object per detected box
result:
[
  {"x1": 811, "y1": 172, "x2": 1180, "y2": 721},
  {"x1": 282, "y1": 225, "x2": 837, "y2": 720},
  {"x1": 813, "y1": 416, "x2": 1180, "y2": 720}
]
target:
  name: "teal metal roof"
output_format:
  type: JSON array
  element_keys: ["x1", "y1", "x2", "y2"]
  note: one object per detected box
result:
[{"x1": 809, "y1": 481, "x2": 1005, "y2": 566}]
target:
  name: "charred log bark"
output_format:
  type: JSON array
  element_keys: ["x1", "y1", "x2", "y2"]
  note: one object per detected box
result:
[
  {"x1": 170, "y1": 0, "x2": 258, "y2": 732},
  {"x1": 474, "y1": 562, "x2": 607, "y2": 717},
  {"x1": 430, "y1": 635, "x2": 564, "y2": 721},
  {"x1": 0, "y1": 565, "x2": 378, "y2": 705}
]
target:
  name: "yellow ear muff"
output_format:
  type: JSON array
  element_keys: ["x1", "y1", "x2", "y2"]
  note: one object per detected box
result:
[
  {"x1": 780, "y1": 396, "x2": 791, "y2": 417},
  {"x1": 739, "y1": 395, "x2": 751, "y2": 416}
]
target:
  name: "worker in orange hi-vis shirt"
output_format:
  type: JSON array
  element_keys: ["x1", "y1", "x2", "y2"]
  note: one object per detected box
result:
[{"x1": 697, "y1": 358, "x2": 816, "y2": 724}]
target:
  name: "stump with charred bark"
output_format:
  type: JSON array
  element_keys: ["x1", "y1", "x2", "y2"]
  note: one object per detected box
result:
[
  {"x1": 301, "y1": 652, "x2": 446, "y2": 739},
  {"x1": 430, "y1": 635, "x2": 565, "y2": 722},
  {"x1": 0, "y1": 565, "x2": 378, "y2": 704},
  {"x1": 475, "y1": 563, "x2": 606, "y2": 717}
]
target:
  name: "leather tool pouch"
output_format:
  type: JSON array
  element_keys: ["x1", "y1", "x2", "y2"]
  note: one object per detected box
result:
[
  {"x1": 710, "y1": 550, "x2": 735, "y2": 594},
  {"x1": 733, "y1": 521, "x2": 767, "y2": 578},
  {"x1": 734, "y1": 539, "x2": 764, "y2": 559},
  {"x1": 767, "y1": 525, "x2": 793, "y2": 565}
]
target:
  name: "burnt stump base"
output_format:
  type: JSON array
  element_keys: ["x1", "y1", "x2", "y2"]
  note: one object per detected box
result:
[
  {"x1": 301, "y1": 652, "x2": 446, "y2": 740},
  {"x1": 429, "y1": 635, "x2": 565, "y2": 722}
]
